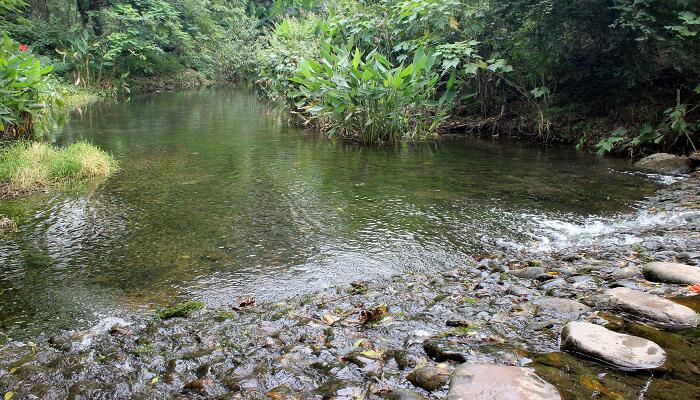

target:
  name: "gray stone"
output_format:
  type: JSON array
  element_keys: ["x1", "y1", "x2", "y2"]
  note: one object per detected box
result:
[
  {"x1": 634, "y1": 153, "x2": 693, "y2": 175},
  {"x1": 447, "y1": 364, "x2": 561, "y2": 400},
  {"x1": 510, "y1": 267, "x2": 545, "y2": 279},
  {"x1": 610, "y1": 266, "x2": 640, "y2": 280},
  {"x1": 407, "y1": 365, "x2": 449, "y2": 391},
  {"x1": 642, "y1": 261, "x2": 700, "y2": 285},
  {"x1": 532, "y1": 297, "x2": 591, "y2": 319},
  {"x1": 560, "y1": 321, "x2": 666, "y2": 370},
  {"x1": 602, "y1": 287, "x2": 699, "y2": 329}
]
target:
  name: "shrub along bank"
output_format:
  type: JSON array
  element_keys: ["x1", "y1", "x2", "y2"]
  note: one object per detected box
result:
[
  {"x1": 254, "y1": 0, "x2": 700, "y2": 153},
  {"x1": 1, "y1": 0, "x2": 698, "y2": 154}
]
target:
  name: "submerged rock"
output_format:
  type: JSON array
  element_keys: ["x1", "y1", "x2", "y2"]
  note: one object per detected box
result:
[
  {"x1": 601, "y1": 287, "x2": 699, "y2": 329},
  {"x1": 634, "y1": 153, "x2": 693, "y2": 175},
  {"x1": 407, "y1": 365, "x2": 450, "y2": 391},
  {"x1": 447, "y1": 363, "x2": 561, "y2": 400},
  {"x1": 642, "y1": 262, "x2": 700, "y2": 285},
  {"x1": 560, "y1": 321, "x2": 666, "y2": 370}
]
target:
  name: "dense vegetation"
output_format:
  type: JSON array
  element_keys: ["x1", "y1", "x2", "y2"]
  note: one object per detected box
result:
[{"x1": 1, "y1": 0, "x2": 699, "y2": 153}]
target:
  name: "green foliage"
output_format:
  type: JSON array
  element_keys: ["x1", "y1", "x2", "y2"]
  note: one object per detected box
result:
[
  {"x1": 256, "y1": 14, "x2": 325, "y2": 99},
  {"x1": 156, "y1": 300, "x2": 204, "y2": 319},
  {"x1": 2, "y1": 0, "x2": 259, "y2": 93},
  {"x1": 0, "y1": 34, "x2": 61, "y2": 138},
  {"x1": 596, "y1": 98, "x2": 699, "y2": 155},
  {"x1": 291, "y1": 42, "x2": 445, "y2": 143}
]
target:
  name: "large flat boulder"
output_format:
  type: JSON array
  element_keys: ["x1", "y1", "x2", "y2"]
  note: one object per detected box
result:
[
  {"x1": 634, "y1": 153, "x2": 693, "y2": 175},
  {"x1": 642, "y1": 262, "x2": 700, "y2": 285},
  {"x1": 602, "y1": 287, "x2": 699, "y2": 329},
  {"x1": 447, "y1": 364, "x2": 560, "y2": 400},
  {"x1": 560, "y1": 321, "x2": 666, "y2": 370}
]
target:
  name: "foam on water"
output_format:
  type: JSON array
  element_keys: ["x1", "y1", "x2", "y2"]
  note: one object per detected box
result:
[{"x1": 523, "y1": 206, "x2": 700, "y2": 253}]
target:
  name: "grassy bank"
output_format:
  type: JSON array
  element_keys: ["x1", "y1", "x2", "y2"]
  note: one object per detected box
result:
[{"x1": 0, "y1": 141, "x2": 117, "y2": 198}]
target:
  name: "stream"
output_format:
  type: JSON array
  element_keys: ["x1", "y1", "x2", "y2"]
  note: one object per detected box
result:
[{"x1": 0, "y1": 87, "x2": 662, "y2": 340}]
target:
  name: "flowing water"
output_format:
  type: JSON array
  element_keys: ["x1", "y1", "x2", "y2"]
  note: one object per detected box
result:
[{"x1": 0, "y1": 88, "x2": 662, "y2": 340}]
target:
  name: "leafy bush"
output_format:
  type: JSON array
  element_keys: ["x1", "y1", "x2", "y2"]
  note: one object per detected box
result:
[
  {"x1": 0, "y1": 34, "x2": 61, "y2": 138},
  {"x1": 596, "y1": 95, "x2": 699, "y2": 156},
  {"x1": 291, "y1": 42, "x2": 445, "y2": 143},
  {"x1": 256, "y1": 15, "x2": 326, "y2": 99}
]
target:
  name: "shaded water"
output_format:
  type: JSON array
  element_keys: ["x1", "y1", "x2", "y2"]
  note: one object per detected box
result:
[{"x1": 0, "y1": 88, "x2": 660, "y2": 339}]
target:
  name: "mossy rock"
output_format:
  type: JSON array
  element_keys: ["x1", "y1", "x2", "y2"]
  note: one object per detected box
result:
[{"x1": 157, "y1": 300, "x2": 204, "y2": 319}]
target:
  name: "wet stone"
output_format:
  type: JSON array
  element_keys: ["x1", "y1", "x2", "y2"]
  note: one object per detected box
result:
[
  {"x1": 407, "y1": 365, "x2": 450, "y2": 391},
  {"x1": 423, "y1": 340, "x2": 467, "y2": 363},
  {"x1": 634, "y1": 153, "x2": 694, "y2": 175},
  {"x1": 510, "y1": 267, "x2": 545, "y2": 279},
  {"x1": 384, "y1": 388, "x2": 426, "y2": 400},
  {"x1": 266, "y1": 384, "x2": 305, "y2": 400},
  {"x1": 601, "y1": 287, "x2": 699, "y2": 329},
  {"x1": 610, "y1": 266, "x2": 639, "y2": 280},
  {"x1": 447, "y1": 363, "x2": 561, "y2": 400},
  {"x1": 388, "y1": 349, "x2": 419, "y2": 370},
  {"x1": 642, "y1": 262, "x2": 700, "y2": 285},
  {"x1": 532, "y1": 297, "x2": 591, "y2": 319},
  {"x1": 560, "y1": 321, "x2": 666, "y2": 370}
]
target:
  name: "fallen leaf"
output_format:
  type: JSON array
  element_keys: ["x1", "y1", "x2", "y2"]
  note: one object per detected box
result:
[
  {"x1": 360, "y1": 349, "x2": 382, "y2": 359},
  {"x1": 359, "y1": 304, "x2": 388, "y2": 325},
  {"x1": 686, "y1": 360, "x2": 700, "y2": 375},
  {"x1": 322, "y1": 314, "x2": 338, "y2": 325}
]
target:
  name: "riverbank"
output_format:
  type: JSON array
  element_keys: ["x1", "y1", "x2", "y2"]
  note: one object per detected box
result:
[{"x1": 0, "y1": 174, "x2": 698, "y2": 399}]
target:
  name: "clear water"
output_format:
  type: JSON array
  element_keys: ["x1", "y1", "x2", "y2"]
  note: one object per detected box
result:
[{"x1": 0, "y1": 88, "x2": 659, "y2": 339}]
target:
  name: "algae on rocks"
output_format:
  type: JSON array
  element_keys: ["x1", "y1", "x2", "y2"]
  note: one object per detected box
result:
[{"x1": 157, "y1": 300, "x2": 205, "y2": 319}]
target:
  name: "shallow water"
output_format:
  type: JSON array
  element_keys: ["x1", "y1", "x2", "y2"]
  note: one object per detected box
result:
[{"x1": 0, "y1": 88, "x2": 660, "y2": 339}]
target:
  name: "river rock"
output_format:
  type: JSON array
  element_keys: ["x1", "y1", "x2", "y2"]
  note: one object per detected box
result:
[
  {"x1": 510, "y1": 267, "x2": 545, "y2": 279},
  {"x1": 560, "y1": 321, "x2": 666, "y2": 370},
  {"x1": 634, "y1": 153, "x2": 693, "y2": 174},
  {"x1": 601, "y1": 287, "x2": 699, "y2": 329},
  {"x1": 532, "y1": 297, "x2": 591, "y2": 319},
  {"x1": 447, "y1": 364, "x2": 561, "y2": 400},
  {"x1": 423, "y1": 340, "x2": 467, "y2": 363},
  {"x1": 611, "y1": 266, "x2": 639, "y2": 280},
  {"x1": 642, "y1": 261, "x2": 700, "y2": 284},
  {"x1": 385, "y1": 388, "x2": 426, "y2": 400},
  {"x1": 407, "y1": 365, "x2": 450, "y2": 391}
]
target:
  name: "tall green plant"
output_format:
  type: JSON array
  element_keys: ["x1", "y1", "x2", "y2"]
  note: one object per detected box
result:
[
  {"x1": 0, "y1": 34, "x2": 61, "y2": 138},
  {"x1": 290, "y1": 42, "x2": 445, "y2": 143}
]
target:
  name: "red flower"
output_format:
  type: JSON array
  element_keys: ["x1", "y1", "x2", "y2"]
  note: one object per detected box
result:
[{"x1": 18, "y1": 44, "x2": 29, "y2": 52}]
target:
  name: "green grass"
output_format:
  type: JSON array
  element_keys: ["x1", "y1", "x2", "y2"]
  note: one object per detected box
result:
[{"x1": 0, "y1": 141, "x2": 117, "y2": 196}]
